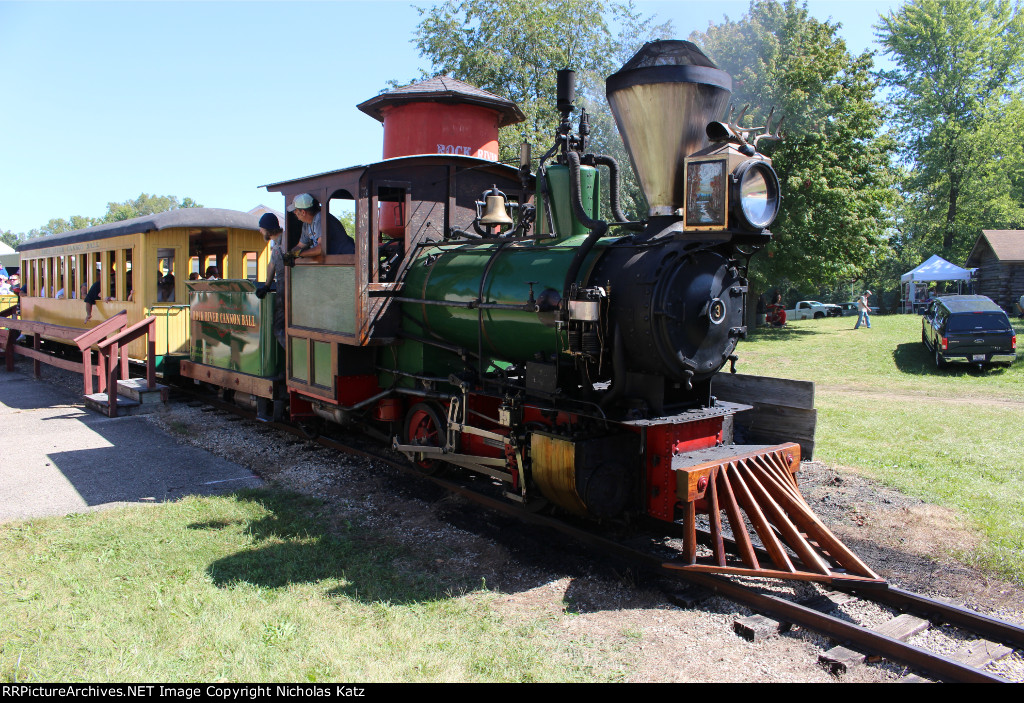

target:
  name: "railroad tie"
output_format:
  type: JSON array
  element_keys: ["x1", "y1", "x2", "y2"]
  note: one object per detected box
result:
[{"x1": 819, "y1": 613, "x2": 929, "y2": 675}]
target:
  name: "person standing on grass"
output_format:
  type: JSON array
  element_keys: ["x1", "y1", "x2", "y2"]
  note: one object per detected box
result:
[{"x1": 854, "y1": 290, "x2": 872, "y2": 329}]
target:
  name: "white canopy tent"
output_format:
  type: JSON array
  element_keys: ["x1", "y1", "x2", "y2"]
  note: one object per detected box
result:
[
  {"x1": 0, "y1": 241, "x2": 18, "y2": 273},
  {"x1": 900, "y1": 254, "x2": 973, "y2": 312}
]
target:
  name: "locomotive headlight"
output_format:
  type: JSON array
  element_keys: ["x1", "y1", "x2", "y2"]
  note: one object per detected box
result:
[{"x1": 733, "y1": 160, "x2": 780, "y2": 230}]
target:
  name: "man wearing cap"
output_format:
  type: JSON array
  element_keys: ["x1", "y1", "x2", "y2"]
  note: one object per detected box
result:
[
  {"x1": 854, "y1": 290, "x2": 872, "y2": 330},
  {"x1": 255, "y1": 212, "x2": 286, "y2": 349},
  {"x1": 288, "y1": 193, "x2": 354, "y2": 259}
]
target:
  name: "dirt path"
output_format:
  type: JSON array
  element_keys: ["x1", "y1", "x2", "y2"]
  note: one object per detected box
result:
[{"x1": 817, "y1": 384, "x2": 1024, "y2": 408}]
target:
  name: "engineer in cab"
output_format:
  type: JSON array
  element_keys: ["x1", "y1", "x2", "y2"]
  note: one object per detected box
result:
[{"x1": 288, "y1": 193, "x2": 354, "y2": 259}]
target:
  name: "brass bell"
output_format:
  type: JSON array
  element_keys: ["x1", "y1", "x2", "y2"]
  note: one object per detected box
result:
[{"x1": 479, "y1": 188, "x2": 514, "y2": 227}]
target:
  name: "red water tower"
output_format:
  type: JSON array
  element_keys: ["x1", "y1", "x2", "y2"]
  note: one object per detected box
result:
[{"x1": 358, "y1": 76, "x2": 524, "y2": 235}]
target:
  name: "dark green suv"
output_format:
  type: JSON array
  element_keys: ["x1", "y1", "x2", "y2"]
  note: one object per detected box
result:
[{"x1": 922, "y1": 295, "x2": 1017, "y2": 369}]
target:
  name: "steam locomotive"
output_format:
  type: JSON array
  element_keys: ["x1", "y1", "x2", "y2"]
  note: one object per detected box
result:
[{"x1": 180, "y1": 41, "x2": 879, "y2": 584}]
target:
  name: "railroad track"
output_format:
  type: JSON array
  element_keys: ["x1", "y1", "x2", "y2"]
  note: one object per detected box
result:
[{"x1": 180, "y1": 387, "x2": 1024, "y2": 683}]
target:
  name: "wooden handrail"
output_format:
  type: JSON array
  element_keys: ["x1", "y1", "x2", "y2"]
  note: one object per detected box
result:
[
  {"x1": 1, "y1": 304, "x2": 17, "y2": 318},
  {"x1": 73, "y1": 311, "x2": 128, "y2": 351},
  {"x1": 0, "y1": 318, "x2": 86, "y2": 340},
  {"x1": 96, "y1": 315, "x2": 155, "y2": 350}
]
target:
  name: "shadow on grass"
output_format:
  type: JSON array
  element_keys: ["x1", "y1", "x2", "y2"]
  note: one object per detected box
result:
[
  {"x1": 747, "y1": 324, "x2": 824, "y2": 340},
  {"x1": 201, "y1": 488, "x2": 479, "y2": 605},
  {"x1": 892, "y1": 342, "x2": 1017, "y2": 377}
]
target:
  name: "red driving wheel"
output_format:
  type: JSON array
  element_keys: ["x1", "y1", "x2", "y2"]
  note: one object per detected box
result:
[{"x1": 404, "y1": 402, "x2": 446, "y2": 473}]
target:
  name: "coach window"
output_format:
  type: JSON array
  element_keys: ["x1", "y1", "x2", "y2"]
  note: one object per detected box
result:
[
  {"x1": 76, "y1": 254, "x2": 85, "y2": 297},
  {"x1": 244, "y1": 251, "x2": 259, "y2": 282},
  {"x1": 91, "y1": 253, "x2": 102, "y2": 293},
  {"x1": 69, "y1": 255, "x2": 78, "y2": 299},
  {"x1": 203, "y1": 255, "x2": 221, "y2": 279},
  {"x1": 105, "y1": 251, "x2": 116, "y2": 299},
  {"x1": 156, "y1": 248, "x2": 176, "y2": 302},
  {"x1": 124, "y1": 248, "x2": 133, "y2": 302},
  {"x1": 55, "y1": 256, "x2": 66, "y2": 298}
]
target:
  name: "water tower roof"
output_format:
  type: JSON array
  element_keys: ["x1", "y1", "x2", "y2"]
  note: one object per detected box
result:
[{"x1": 357, "y1": 76, "x2": 525, "y2": 127}]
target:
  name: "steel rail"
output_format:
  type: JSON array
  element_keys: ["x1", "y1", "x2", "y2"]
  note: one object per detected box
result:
[
  {"x1": 677, "y1": 572, "x2": 1009, "y2": 683},
  {"x1": 837, "y1": 584, "x2": 1024, "y2": 651}
]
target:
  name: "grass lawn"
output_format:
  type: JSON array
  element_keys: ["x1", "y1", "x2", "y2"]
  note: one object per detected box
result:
[
  {"x1": 0, "y1": 491, "x2": 610, "y2": 683},
  {"x1": 736, "y1": 313, "x2": 1024, "y2": 581}
]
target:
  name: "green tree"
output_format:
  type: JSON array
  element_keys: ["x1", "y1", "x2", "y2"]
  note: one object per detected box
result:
[
  {"x1": 19, "y1": 194, "x2": 203, "y2": 241},
  {"x1": 876, "y1": 0, "x2": 1024, "y2": 259},
  {"x1": 691, "y1": 0, "x2": 897, "y2": 295},
  {"x1": 411, "y1": 0, "x2": 671, "y2": 219},
  {"x1": 103, "y1": 193, "x2": 203, "y2": 222},
  {"x1": 2, "y1": 230, "x2": 21, "y2": 249}
]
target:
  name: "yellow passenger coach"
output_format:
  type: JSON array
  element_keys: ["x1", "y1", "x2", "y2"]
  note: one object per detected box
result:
[{"x1": 16, "y1": 208, "x2": 267, "y2": 372}]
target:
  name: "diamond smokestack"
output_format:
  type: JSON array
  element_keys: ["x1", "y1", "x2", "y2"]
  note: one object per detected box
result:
[{"x1": 606, "y1": 41, "x2": 732, "y2": 216}]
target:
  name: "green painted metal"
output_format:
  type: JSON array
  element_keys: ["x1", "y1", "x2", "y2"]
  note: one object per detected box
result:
[
  {"x1": 291, "y1": 337, "x2": 308, "y2": 382},
  {"x1": 291, "y1": 265, "x2": 355, "y2": 333},
  {"x1": 400, "y1": 235, "x2": 615, "y2": 364},
  {"x1": 380, "y1": 338, "x2": 465, "y2": 390},
  {"x1": 187, "y1": 280, "x2": 281, "y2": 376},
  {"x1": 312, "y1": 340, "x2": 332, "y2": 387},
  {"x1": 537, "y1": 164, "x2": 600, "y2": 241}
]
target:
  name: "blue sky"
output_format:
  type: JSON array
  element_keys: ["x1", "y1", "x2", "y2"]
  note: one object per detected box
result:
[{"x1": 0, "y1": 0, "x2": 902, "y2": 235}]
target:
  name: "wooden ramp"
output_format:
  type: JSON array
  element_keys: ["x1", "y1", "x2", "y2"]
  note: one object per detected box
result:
[{"x1": 1, "y1": 311, "x2": 165, "y2": 417}]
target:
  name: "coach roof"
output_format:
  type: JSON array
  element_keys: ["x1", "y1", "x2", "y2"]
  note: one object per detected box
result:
[{"x1": 17, "y1": 208, "x2": 261, "y2": 252}]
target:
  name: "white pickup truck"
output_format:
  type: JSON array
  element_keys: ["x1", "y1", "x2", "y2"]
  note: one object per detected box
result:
[{"x1": 786, "y1": 300, "x2": 842, "y2": 320}]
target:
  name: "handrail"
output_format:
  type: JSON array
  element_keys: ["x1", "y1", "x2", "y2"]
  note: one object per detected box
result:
[
  {"x1": 73, "y1": 311, "x2": 128, "y2": 351},
  {"x1": 72, "y1": 312, "x2": 131, "y2": 404},
  {"x1": 97, "y1": 316, "x2": 156, "y2": 350},
  {"x1": 1, "y1": 304, "x2": 17, "y2": 318},
  {"x1": 0, "y1": 318, "x2": 86, "y2": 340},
  {"x1": 96, "y1": 316, "x2": 157, "y2": 414}
]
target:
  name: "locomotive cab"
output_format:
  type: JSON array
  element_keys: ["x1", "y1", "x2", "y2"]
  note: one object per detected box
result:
[{"x1": 263, "y1": 156, "x2": 532, "y2": 419}]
